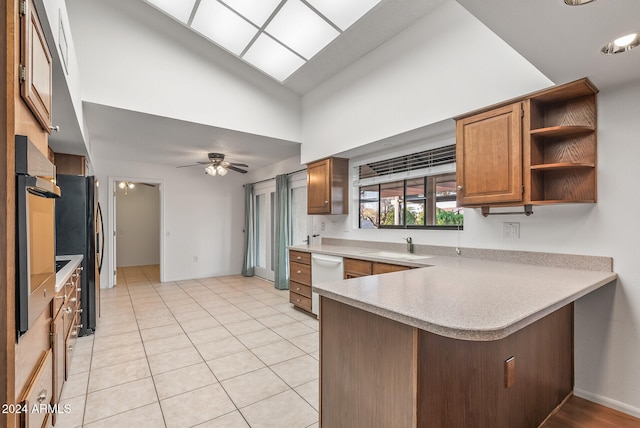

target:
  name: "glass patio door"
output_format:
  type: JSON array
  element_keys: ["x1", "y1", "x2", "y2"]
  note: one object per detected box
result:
[{"x1": 254, "y1": 182, "x2": 275, "y2": 281}]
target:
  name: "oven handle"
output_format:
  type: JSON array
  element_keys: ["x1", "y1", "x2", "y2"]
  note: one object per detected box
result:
[{"x1": 25, "y1": 176, "x2": 61, "y2": 198}]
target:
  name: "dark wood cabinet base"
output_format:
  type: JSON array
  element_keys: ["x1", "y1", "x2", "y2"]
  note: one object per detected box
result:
[{"x1": 320, "y1": 297, "x2": 574, "y2": 428}]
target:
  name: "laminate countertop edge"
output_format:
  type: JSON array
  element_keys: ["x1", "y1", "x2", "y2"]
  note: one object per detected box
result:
[
  {"x1": 290, "y1": 245, "x2": 617, "y2": 341},
  {"x1": 55, "y1": 255, "x2": 83, "y2": 291}
]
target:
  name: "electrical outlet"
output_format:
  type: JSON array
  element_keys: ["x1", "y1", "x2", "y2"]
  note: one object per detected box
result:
[{"x1": 502, "y1": 222, "x2": 520, "y2": 239}]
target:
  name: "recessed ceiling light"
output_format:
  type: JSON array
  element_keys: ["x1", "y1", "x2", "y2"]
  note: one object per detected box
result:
[
  {"x1": 601, "y1": 32, "x2": 640, "y2": 55},
  {"x1": 563, "y1": 0, "x2": 595, "y2": 5}
]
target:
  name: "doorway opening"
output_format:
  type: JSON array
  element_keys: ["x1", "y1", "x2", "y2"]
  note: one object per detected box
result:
[{"x1": 108, "y1": 177, "x2": 164, "y2": 287}]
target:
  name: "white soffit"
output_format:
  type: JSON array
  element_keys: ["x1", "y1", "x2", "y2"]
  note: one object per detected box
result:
[{"x1": 141, "y1": 0, "x2": 381, "y2": 82}]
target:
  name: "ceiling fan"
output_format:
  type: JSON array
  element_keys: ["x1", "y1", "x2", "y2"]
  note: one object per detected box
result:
[{"x1": 177, "y1": 153, "x2": 249, "y2": 175}]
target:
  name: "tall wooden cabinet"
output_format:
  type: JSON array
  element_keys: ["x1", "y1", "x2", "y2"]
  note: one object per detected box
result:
[
  {"x1": 307, "y1": 157, "x2": 349, "y2": 215},
  {"x1": 456, "y1": 78, "x2": 598, "y2": 209}
]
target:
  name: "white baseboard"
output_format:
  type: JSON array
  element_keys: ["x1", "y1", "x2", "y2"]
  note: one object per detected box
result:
[{"x1": 573, "y1": 388, "x2": 640, "y2": 418}]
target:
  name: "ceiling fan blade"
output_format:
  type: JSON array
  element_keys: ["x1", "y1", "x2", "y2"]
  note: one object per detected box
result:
[
  {"x1": 176, "y1": 162, "x2": 210, "y2": 168},
  {"x1": 226, "y1": 165, "x2": 248, "y2": 174},
  {"x1": 229, "y1": 162, "x2": 249, "y2": 168},
  {"x1": 140, "y1": 183, "x2": 156, "y2": 187}
]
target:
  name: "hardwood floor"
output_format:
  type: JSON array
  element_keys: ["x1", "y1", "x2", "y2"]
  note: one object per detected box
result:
[{"x1": 543, "y1": 396, "x2": 640, "y2": 427}]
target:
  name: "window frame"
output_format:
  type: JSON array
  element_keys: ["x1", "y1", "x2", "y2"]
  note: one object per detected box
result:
[{"x1": 358, "y1": 174, "x2": 463, "y2": 230}]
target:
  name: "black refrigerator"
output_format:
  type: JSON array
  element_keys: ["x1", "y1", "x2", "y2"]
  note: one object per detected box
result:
[{"x1": 55, "y1": 174, "x2": 103, "y2": 336}]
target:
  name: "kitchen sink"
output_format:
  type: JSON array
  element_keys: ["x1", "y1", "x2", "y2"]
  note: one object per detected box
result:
[{"x1": 364, "y1": 251, "x2": 432, "y2": 261}]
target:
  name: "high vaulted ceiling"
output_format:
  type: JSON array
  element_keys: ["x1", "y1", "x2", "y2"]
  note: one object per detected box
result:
[{"x1": 48, "y1": 0, "x2": 640, "y2": 171}]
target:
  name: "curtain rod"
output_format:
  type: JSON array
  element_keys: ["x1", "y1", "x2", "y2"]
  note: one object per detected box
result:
[{"x1": 243, "y1": 168, "x2": 307, "y2": 187}]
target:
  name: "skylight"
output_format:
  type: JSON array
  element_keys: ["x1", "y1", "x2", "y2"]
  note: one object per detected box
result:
[{"x1": 143, "y1": 0, "x2": 381, "y2": 82}]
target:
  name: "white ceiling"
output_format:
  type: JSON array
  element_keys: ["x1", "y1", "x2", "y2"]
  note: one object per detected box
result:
[
  {"x1": 83, "y1": 103, "x2": 301, "y2": 170},
  {"x1": 457, "y1": 0, "x2": 640, "y2": 90},
  {"x1": 50, "y1": 0, "x2": 640, "y2": 170}
]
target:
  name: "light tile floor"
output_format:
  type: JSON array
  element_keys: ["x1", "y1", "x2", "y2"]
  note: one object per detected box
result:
[{"x1": 55, "y1": 265, "x2": 319, "y2": 428}]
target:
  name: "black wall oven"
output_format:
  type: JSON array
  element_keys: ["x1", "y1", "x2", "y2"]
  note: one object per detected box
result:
[{"x1": 15, "y1": 135, "x2": 60, "y2": 337}]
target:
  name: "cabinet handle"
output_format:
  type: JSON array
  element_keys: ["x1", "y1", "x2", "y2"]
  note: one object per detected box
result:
[
  {"x1": 296, "y1": 299, "x2": 301, "y2": 303},
  {"x1": 296, "y1": 287, "x2": 301, "y2": 291},
  {"x1": 71, "y1": 330, "x2": 78, "y2": 337},
  {"x1": 77, "y1": 309, "x2": 83, "y2": 314},
  {"x1": 68, "y1": 346, "x2": 73, "y2": 352},
  {"x1": 324, "y1": 200, "x2": 328, "y2": 204},
  {"x1": 37, "y1": 389, "x2": 47, "y2": 403},
  {"x1": 56, "y1": 295, "x2": 65, "y2": 300},
  {"x1": 70, "y1": 297, "x2": 77, "y2": 303},
  {"x1": 65, "y1": 307, "x2": 72, "y2": 314},
  {"x1": 78, "y1": 267, "x2": 84, "y2": 272},
  {"x1": 296, "y1": 256, "x2": 301, "y2": 260},
  {"x1": 457, "y1": 185, "x2": 463, "y2": 191},
  {"x1": 297, "y1": 270, "x2": 301, "y2": 274}
]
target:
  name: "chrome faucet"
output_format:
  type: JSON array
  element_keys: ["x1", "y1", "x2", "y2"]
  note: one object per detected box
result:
[{"x1": 403, "y1": 237, "x2": 414, "y2": 253}]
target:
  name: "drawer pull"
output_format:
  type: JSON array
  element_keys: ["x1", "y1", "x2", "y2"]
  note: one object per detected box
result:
[
  {"x1": 71, "y1": 330, "x2": 78, "y2": 337},
  {"x1": 55, "y1": 295, "x2": 65, "y2": 300},
  {"x1": 296, "y1": 299, "x2": 301, "y2": 303},
  {"x1": 65, "y1": 307, "x2": 72, "y2": 314},
  {"x1": 297, "y1": 270, "x2": 302, "y2": 274},
  {"x1": 296, "y1": 287, "x2": 301, "y2": 292},
  {"x1": 296, "y1": 256, "x2": 301, "y2": 260},
  {"x1": 69, "y1": 297, "x2": 77, "y2": 303},
  {"x1": 77, "y1": 309, "x2": 83, "y2": 314},
  {"x1": 37, "y1": 389, "x2": 48, "y2": 403},
  {"x1": 68, "y1": 346, "x2": 73, "y2": 352}
]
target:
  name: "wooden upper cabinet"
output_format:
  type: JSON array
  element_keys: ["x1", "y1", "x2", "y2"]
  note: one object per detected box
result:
[
  {"x1": 20, "y1": 0, "x2": 53, "y2": 133},
  {"x1": 455, "y1": 78, "x2": 598, "y2": 209},
  {"x1": 307, "y1": 157, "x2": 349, "y2": 215},
  {"x1": 456, "y1": 102, "x2": 523, "y2": 206}
]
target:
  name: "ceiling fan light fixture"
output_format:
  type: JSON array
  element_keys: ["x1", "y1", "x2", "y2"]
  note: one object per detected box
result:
[
  {"x1": 205, "y1": 165, "x2": 217, "y2": 176},
  {"x1": 217, "y1": 166, "x2": 228, "y2": 176},
  {"x1": 601, "y1": 32, "x2": 640, "y2": 55}
]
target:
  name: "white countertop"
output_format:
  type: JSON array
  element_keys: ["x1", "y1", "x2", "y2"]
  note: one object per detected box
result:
[
  {"x1": 55, "y1": 255, "x2": 83, "y2": 292},
  {"x1": 292, "y1": 244, "x2": 617, "y2": 341}
]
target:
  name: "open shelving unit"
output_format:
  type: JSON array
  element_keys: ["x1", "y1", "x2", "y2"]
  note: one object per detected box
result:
[{"x1": 525, "y1": 79, "x2": 598, "y2": 204}]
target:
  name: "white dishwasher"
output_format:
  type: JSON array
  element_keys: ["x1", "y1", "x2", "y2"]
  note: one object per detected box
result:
[{"x1": 311, "y1": 254, "x2": 344, "y2": 316}]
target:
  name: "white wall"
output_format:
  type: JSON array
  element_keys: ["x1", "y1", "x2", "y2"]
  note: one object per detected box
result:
[
  {"x1": 66, "y1": 0, "x2": 302, "y2": 143},
  {"x1": 301, "y1": 1, "x2": 552, "y2": 163},
  {"x1": 115, "y1": 183, "x2": 160, "y2": 267},
  {"x1": 94, "y1": 158, "x2": 245, "y2": 287},
  {"x1": 319, "y1": 80, "x2": 640, "y2": 416}
]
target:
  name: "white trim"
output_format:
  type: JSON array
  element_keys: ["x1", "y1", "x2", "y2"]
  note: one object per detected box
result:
[
  {"x1": 573, "y1": 388, "x2": 640, "y2": 418},
  {"x1": 108, "y1": 176, "x2": 165, "y2": 287}
]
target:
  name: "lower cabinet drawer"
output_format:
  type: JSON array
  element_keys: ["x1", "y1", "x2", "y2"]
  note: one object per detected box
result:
[
  {"x1": 20, "y1": 349, "x2": 53, "y2": 428},
  {"x1": 290, "y1": 262, "x2": 311, "y2": 286},
  {"x1": 290, "y1": 292, "x2": 312, "y2": 312},
  {"x1": 290, "y1": 281, "x2": 312, "y2": 298}
]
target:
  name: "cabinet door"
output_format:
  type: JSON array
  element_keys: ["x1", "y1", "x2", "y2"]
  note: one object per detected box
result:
[
  {"x1": 456, "y1": 103, "x2": 523, "y2": 206},
  {"x1": 307, "y1": 159, "x2": 331, "y2": 214},
  {"x1": 20, "y1": 0, "x2": 53, "y2": 132}
]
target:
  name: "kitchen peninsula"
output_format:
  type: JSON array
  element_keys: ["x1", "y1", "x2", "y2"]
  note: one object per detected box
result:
[{"x1": 293, "y1": 242, "x2": 617, "y2": 427}]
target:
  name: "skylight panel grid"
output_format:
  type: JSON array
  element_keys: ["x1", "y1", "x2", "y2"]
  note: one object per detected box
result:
[
  {"x1": 243, "y1": 33, "x2": 305, "y2": 81},
  {"x1": 191, "y1": 0, "x2": 258, "y2": 55}
]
